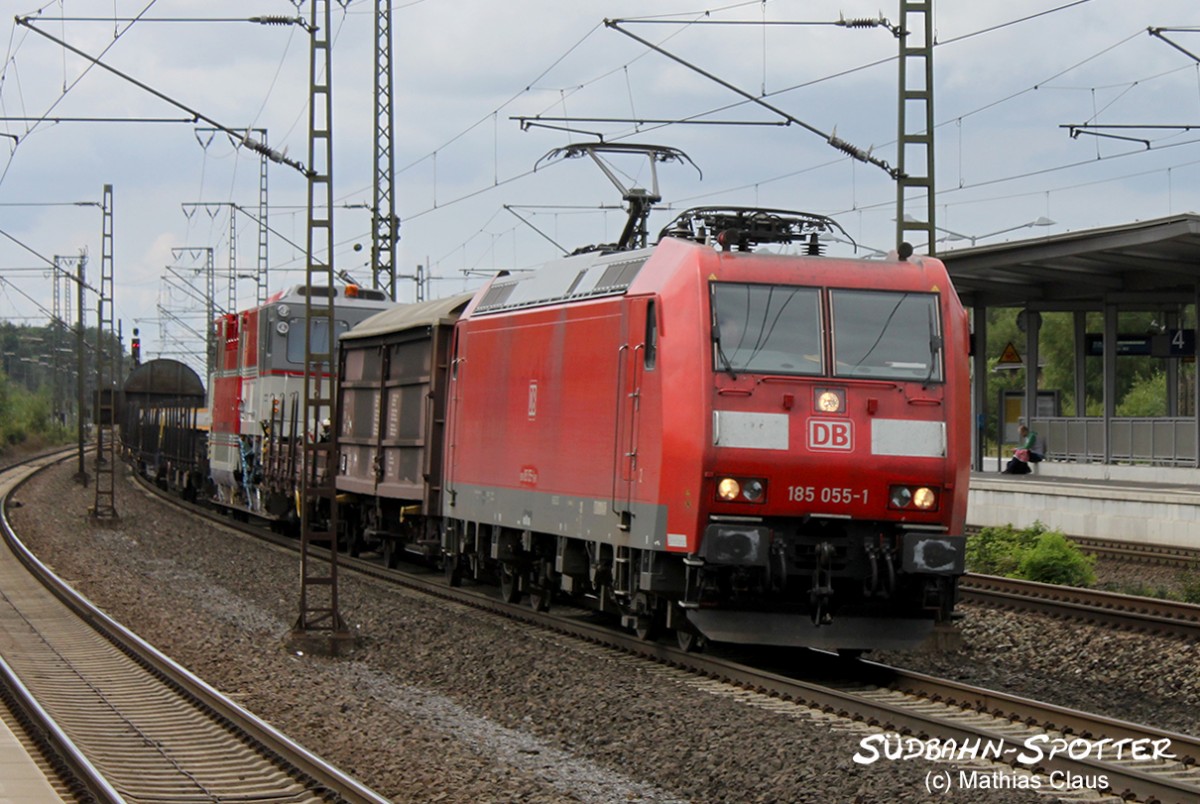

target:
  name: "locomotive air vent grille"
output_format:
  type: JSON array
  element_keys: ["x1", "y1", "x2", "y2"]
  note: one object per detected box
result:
[
  {"x1": 474, "y1": 255, "x2": 648, "y2": 315},
  {"x1": 595, "y1": 259, "x2": 645, "y2": 291},
  {"x1": 563, "y1": 270, "x2": 589, "y2": 298},
  {"x1": 476, "y1": 282, "x2": 518, "y2": 311}
]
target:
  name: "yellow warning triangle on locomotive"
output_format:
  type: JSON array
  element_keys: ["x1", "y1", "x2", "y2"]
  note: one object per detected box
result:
[{"x1": 998, "y1": 342, "x2": 1022, "y2": 365}]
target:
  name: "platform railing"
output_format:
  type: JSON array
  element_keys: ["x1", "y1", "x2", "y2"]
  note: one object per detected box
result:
[{"x1": 1031, "y1": 417, "x2": 1197, "y2": 466}]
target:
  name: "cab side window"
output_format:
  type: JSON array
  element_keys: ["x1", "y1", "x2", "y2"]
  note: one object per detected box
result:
[{"x1": 644, "y1": 300, "x2": 657, "y2": 370}]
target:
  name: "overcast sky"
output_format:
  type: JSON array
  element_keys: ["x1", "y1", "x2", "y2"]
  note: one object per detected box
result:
[{"x1": 3, "y1": 0, "x2": 1200, "y2": 371}]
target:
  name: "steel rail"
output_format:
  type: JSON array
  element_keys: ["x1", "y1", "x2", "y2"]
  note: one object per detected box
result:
[
  {"x1": 961, "y1": 573, "x2": 1200, "y2": 639},
  {"x1": 1070, "y1": 535, "x2": 1200, "y2": 568},
  {"x1": 132, "y1": 470, "x2": 1200, "y2": 803},
  {"x1": 0, "y1": 449, "x2": 122, "y2": 801},
  {"x1": 0, "y1": 451, "x2": 389, "y2": 804}
]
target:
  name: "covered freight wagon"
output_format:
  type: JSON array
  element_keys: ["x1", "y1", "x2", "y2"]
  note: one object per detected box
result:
[{"x1": 334, "y1": 293, "x2": 473, "y2": 564}]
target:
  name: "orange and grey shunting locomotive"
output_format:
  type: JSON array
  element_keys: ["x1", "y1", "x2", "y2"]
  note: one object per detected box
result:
[
  {"x1": 336, "y1": 207, "x2": 970, "y2": 652},
  {"x1": 207, "y1": 284, "x2": 393, "y2": 519}
]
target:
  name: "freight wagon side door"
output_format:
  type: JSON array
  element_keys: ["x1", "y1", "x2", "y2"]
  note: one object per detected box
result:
[
  {"x1": 378, "y1": 330, "x2": 438, "y2": 507},
  {"x1": 613, "y1": 297, "x2": 651, "y2": 530}
]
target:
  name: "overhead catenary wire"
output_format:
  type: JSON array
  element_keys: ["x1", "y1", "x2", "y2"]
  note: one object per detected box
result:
[
  {"x1": 392, "y1": 0, "x2": 1113, "y2": 233},
  {"x1": 12, "y1": 13, "x2": 308, "y2": 176},
  {"x1": 0, "y1": 0, "x2": 161, "y2": 187}
]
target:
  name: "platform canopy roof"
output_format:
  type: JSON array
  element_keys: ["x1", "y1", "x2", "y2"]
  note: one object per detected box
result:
[{"x1": 939, "y1": 213, "x2": 1200, "y2": 310}]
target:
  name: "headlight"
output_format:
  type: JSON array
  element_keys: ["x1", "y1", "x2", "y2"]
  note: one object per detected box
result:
[
  {"x1": 716, "y1": 476, "x2": 768, "y2": 503},
  {"x1": 912, "y1": 487, "x2": 937, "y2": 510},
  {"x1": 889, "y1": 485, "x2": 939, "y2": 511},
  {"x1": 815, "y1": 388, "x2": 844, "y2": 413}
]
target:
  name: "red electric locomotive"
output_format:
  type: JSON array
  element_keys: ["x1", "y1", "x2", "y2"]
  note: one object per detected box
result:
[
  {"x1": 438, "y1": 207, "x2": 969, "y2": 651},
  {"x1": 334, "y1": 194, "x2": 970, "y2": 652}
]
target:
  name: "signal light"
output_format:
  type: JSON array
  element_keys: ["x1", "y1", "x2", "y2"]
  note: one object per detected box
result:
[{"x1": 131, "y1": 327, "x2": 140, "y2": 366}]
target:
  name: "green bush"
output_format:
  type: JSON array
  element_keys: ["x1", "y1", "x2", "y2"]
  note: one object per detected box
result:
[
  {"x1": 1017, "y1": 531, "x2": 1096, "y2": 587},
  {"x1": 966, "y1": 522, "x2": 1045, "y2": 577},
  {"x1": 967, "y1": 522, "x2": 1096, "y2": 588},
  {"x1": 1179, "y1": 573, "x2": 1200, "y2": 605},
  {"x1": 0, "y1": 377, "x2": 68, "y2": 453},
  {"x1": 1117, "y1": 369, "x2": 1168, "y2": 417}
]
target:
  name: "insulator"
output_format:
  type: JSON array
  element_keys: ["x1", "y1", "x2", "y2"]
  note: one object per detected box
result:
[
  {"x1": 827, "y1": 135, "x2": 865, "y2": 160},
  {"x1": 250, "y1": 15, "x2": 300, "y2": 26},
  {"x1": 841, "y1": 17, "x2": 882, "y2": 28},
  {"x1": 805, "y1": 232, "x2": 824, "y2": 257}
]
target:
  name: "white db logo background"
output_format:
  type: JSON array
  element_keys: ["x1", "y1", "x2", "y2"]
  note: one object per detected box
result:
[{"x1": 809, "y1": 419, "x2": 853, "y2": 451}]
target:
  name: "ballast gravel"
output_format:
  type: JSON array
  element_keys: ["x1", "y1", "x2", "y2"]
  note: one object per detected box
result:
[{"x1": 8, "y1": 460, "x2": 1191, "y2": 803}]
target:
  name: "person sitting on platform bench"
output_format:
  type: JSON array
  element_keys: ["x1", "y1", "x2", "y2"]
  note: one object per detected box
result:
[{"x1": 1002, "y1": 424, "x2": 1043, "y2": 475}]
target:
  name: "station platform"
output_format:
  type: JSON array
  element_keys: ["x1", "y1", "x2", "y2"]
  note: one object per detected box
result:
[
  {"x1": 968, "y1": 459, "x2": 1200, "y2": 548},
  {"x1": 0, "y1": 716, "x2": 64, "y2": 803}
]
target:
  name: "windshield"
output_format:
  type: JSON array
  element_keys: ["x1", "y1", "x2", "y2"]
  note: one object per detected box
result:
[
  {"x1": 711, "y1": 283, "x2": 822, "y2": 376},
  {"x1": 286, "y1": 318, "x2": 351, "y2": 364},
  {"x1": 830, "y1": 290, "x2": 943, "y2": 381}
]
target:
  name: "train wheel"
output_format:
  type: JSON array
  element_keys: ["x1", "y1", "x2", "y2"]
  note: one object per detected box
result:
[
  {"x1": 383, "y1": 540, "x2": 400, "y2": 569},
  {"x1": 499, "y1": 562, "x2": 521, "y2": 603},
  {"x1": 631, "y1": 593, "x2": 660, "y2": 642},
  {"x1": 675, "y1": 627, "x2": 706, "y2": 653},
  {"x1": 444, "y1": 554, "x2": 463, "y2": 587},
  {"x1": 528, "y1": 583, "x2": 551, "y2": 612},
  {"x1": 528, "y1": 560, "x2": 555, "y2": 612},
  {"x1": 674, "y1": 611, "x2": 706, "y2": 652},
  {"x1": 634, "y1": 616, "x2": 660, "y2": 642}
]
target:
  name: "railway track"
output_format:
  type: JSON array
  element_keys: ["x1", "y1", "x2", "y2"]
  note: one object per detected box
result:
[
  {"x1": 960, "y1": 573, "x2": 1200, "y2": 640},
  {"x1": 842, "y1": 662, "x2": 1200, "y2": 803},
  {"x1": 125, "y1": 468, "x2": 1200, "y2": 803},
  {"x1": 0, "y1": 450, "x2": 388, "y2": 803},
  {"x1": 966, "y1": 524, "x2": 1200, "y2": 571},
  {"x1": 1071, "y1": 535, "x2": 1200, "y2": 569}
]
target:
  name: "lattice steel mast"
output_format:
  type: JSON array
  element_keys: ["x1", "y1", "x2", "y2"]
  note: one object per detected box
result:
[
  {"x1": 894, "y1": 0, "x2": 936, "y2": 253},
  {"x1": 294, "y1": 0, "x2": 349, "y2": 647},
  {"x1": 92, "y1": 184, "x2": 118, "y2": 520},
  {"x1": 372, "y1": 0, "x2": 398, "y2": 300},
  {"x1": 257, "y1": 131, "x2": 270, "y2": 305}
]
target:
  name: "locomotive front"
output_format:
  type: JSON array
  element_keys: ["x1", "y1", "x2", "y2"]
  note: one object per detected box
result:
[{"x1": 658, "y1": 212, "x2": 970, "y2": 651}]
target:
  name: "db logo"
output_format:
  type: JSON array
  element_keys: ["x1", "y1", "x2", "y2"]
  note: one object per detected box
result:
[{"x1": 809, "y1": 419, "x2": 853, "y2": 451}]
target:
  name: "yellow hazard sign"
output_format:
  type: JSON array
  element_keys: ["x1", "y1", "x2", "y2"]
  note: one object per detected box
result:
[{"x1": 998, "y1": 342, "x2": 1022, "y2": 365}]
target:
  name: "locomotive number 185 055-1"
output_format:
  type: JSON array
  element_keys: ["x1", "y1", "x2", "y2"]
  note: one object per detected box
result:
[{"x1": 787, "y1": 485, "x2": 868, "y2": 505}]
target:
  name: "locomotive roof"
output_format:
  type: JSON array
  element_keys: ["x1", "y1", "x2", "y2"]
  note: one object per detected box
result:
[
  {"x1": 471, "y1": 247, "x2": 655, "y2": 315},
  {"x1": 264, "y1": 283, "x2": 393, "y2": 307},
  {"x1": 341, "y1": 293, "x2": 474, "y2": 341}
]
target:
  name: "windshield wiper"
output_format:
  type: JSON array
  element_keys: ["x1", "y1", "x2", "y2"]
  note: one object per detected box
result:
[
  {"x1": 713, "y1": 323, "x2": 739, "y2": 379},
  {"x1": 923, "y1": 304, "x2": 942, "y2": 387}
]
